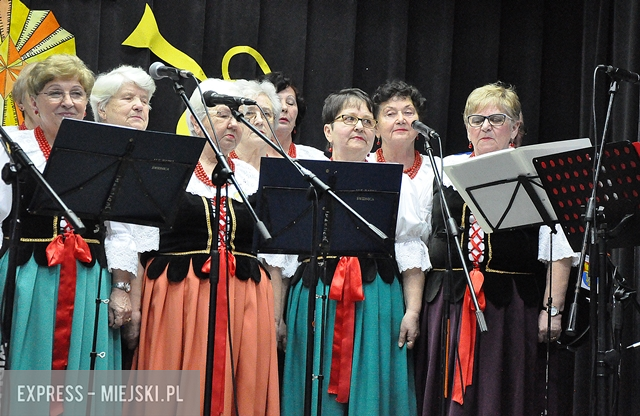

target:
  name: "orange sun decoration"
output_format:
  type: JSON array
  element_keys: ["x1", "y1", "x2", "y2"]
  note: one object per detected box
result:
[{"x1": 0, "y1": 0, "x2": 75, "y2": 126}]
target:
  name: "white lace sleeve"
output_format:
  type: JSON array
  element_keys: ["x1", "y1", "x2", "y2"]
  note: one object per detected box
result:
[
  {"x1": 259, "y1": 253, "x2": 300, "y2": 278},
  {"x1": 538, "y1": 224, "x2": 580, "y2": 265},
  {"x1": 232, "y1": 159, "x2": 259, "y2": 196},
  {"x1": 130, "y1": 224, "x2": 159, "y2": 252},
  {"x1": 103, "y1": 221, "x2": 139, "y2": 274},
  {"x1": 394, "y1": 175, "x2": 432, "y2": 272}
]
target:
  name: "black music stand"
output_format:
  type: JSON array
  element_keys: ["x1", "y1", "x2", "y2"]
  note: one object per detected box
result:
[
  {"x1": 255, "y1": 158, "x2": 401, "y2": 257},
  {"x1": 534, "y1": 140, "x2": 640, "y2": 416},
  {"x1": 534, "y1": 141, "x2": 640, "y2": 250},
  {"x1": 29, "y1": 118, "x2": 205, "y2": 227},
  {"x1": 255, "y1": 157, "x2": 402, "y2": 416}
]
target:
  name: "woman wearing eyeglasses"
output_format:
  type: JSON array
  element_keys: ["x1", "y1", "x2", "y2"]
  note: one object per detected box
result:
[
  {"x1": 132, "y1": 78, "x2": 279, "y2": 416},
  {"x1": 0, "y1": 54, "x2": 135, "y2": 414},
  {"x1": 229, "y1": 79, "x2": 281, "y2": 171},
  {"x1": 0, "y1": 53, "x2": 131, "y2": 369},
  {"x1": 281, "y1": 88, "x2": 423, "y2": 416},
  {"x1": 416, "y1": 82, "x2": 576, "y2": 416}
]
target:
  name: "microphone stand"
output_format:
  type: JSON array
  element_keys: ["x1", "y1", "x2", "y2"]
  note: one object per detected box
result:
[
  {"x1": 421, "y1": 130, "x2": 487, "y2": 414},
  {"x1": 423, "y1": 132, "x2": 487, "y2": 330},
  {"x1": 231, "y1": 109, "x2": 390, "y2": 416},
  {"x1": 565, "y1": 76, "x2": 617, "y2": 416},
  {"x1": 0, "y1": 126, "x2": 86, "y2": 371},
  {"x1": 165, "y1": 79, "x2": 271, "y2": 416},
  {"x1": 230, "y1": 109, "x2": 389, "y2": 244}
]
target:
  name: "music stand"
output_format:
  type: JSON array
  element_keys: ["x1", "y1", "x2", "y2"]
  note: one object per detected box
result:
[
  {"x1": 254, "y1": 158, "x2": 402, "y2": 257},
  {"x1": 255, "y1": 157, "x2": 402, "y2": 416},
  {"x1": 533, "y1": 141, "x2": 640, "y2": 251},
  {"x1": 29, "y1": 118, "x2": 205, "y2": 227},
  {"x1": 534, "y1": 140, "x2": 640, "y2": 416},
  {"x1": 443, "y1": 138, "x2": 591, "y2": 233}
]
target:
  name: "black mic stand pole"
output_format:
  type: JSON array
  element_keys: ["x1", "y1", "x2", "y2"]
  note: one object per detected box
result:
[
  {"x1": 421, "y1": 130, "x2": 487, "y2": 414},
  {"x1": 422, "y1": 132, "x2": 488, "y2": 331},
  {"x1": 566, "y1": 76, "x2": 618, "y2": 416},
  {"x1": 0, "y1": 126, "x2": 86, "y2": 366},
  {"x1": 231, "y1": 110, "x2": 389, "y2": 416},
  {"x1": 166, "y1": 79, "x2": 271, "y2": 416},
  {"x1": 0, "y1": 126, "x2": 86, "y2": 414},
  {"x1": 231, "y1": 110, "x2": 389, "y2": 244}
]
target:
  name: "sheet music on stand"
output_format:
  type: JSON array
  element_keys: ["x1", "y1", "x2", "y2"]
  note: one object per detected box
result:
[
  {"x1": 443, "y1": 138, "x2": 591, "y2": 233},
  {"x1": 533, "y1": 140, "x2": 640, "y2": 251},
  {"x1": 29, "y1": 118, "x2": 205, "y2": 228}
]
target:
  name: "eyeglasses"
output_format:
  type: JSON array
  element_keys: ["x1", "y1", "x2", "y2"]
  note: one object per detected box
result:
[
  {"x1": 208, "y1": 108, "x2": 233, "y2": 122},
  {"x1": 466, "y1": 113, "x2": 512, "y2": 128},
  {"x1": 39, "y1": 89, "x2": 87, "y2": 103},
  {"x1": 334, "y1": 114, "x2": 376, "y2": 129},
  {"x1": 244, "y1": 108, "x2": 274, "y2": 122}
]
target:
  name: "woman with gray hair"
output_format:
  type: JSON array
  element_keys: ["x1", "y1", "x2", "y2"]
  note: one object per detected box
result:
[
  {"x1": 90, "y1": 64, "x2": 156, "y2": 129},
  {"x1": 229, "y1": 79, "x2": 281, "y2": 171},
  {"x1": 89, "y1": 65, "x2": 159, "y2": 355},
  {"x1": 133, "y1": 78, "x2": 280, "y2": 415}
]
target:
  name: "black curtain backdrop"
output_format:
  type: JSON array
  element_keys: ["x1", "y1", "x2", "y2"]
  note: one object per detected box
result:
[{"x1": 19, "y1": 1, "x2": 640, "y2": 414}]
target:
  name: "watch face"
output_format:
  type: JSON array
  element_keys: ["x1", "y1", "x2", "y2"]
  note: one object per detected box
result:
[
  {"x1": 550, "y1": 306, "x2": 559, "y2": 316},
  {"x1": 115, "y1": 282, "x2": 131, "y2": 293}
]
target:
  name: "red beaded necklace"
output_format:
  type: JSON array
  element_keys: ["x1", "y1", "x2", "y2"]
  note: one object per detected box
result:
[
  {"x1": 229, "y1": 150, "x2": 239, "y2": 159},
  {"x1": 287, "y1": 142, "x2": 296, "y2": 158},
  {"x1": 34, "y1": 126, "x2": 51, "y2": 160},
  {"x1": 375, "y1": 148, "x2": 422, "y2": 179},
  {"x1": 194, "y1": 159, "x2": 235, "y2": 187}
]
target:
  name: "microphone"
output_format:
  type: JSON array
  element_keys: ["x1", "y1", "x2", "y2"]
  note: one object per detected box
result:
[
  {"x1": 603, "y1": 65, "x2": 640, "y2": 84},
  {"x1": 411, "y1": 120, "x2": 440, "y2": 140},
  {"x1": 148, "y1": 62, "x2": 192, "y2": 81},
  {"x1": 202, "y1": 90, "x2": 257, "y2": 107}
]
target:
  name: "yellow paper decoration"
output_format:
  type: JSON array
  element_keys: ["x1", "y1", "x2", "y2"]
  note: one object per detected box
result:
[
  {"x1": 122, "y1": 4, "x2": 206, "y2": 81},
  {"x1": 122, "y1": 3, "x2": 273, "y2": 135}
]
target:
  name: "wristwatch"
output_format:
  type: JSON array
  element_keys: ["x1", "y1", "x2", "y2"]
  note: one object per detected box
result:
[
  {"x1": 544, "y1": 305, "x2": 562, "y2": 317},
  {"x1": 113, "y1": 281, "x2": 131, "y2": 293}
]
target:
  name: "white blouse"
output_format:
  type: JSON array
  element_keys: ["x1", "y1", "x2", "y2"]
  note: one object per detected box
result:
[{"x1": 367, "y1": 153, "x2": 437, "y2": 273}]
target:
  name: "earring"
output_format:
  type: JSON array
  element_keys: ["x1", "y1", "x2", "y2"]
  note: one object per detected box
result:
[
  {"x1": 34, "y1": 109, "x2": 39, "y2": 116},
  {"x1": 376, "y1": 137, "x2": 381, "y2": 146},
  {"x1": 509, "y1": 140, "x2": 515, "y2": 148},
  {"x1": 468, "y1": 141, "x2": 473, "y2": 149},
  {"x1": 328, "y1": 146, "x2": 333, "y2": 153},
  {"x1": 293, "y1": 127, "x2": 297, "y2": 135}
]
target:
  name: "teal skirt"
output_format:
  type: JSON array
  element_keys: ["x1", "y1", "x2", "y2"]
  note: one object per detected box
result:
[
  {"x1": 282, "y1": 275, "x2": 417, "y2": 416},
  {"x1": 0, "y1": 253, "x2": 121, "y2": 371}
]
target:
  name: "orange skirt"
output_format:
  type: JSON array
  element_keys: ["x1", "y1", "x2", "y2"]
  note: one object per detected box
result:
[{"x1": 132, "y1": 258, "x2": 280, "y2": 415}]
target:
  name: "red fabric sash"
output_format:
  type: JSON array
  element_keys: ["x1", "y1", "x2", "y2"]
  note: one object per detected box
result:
[
  {"x1": 46, "y1": 231, "x2": 92, "y2": 371},
  {"x1": 452, "y1": 268, "x2": 486, "y2": 404},
  {"x1": 327, "y1": 256, "x2": 365, "y2": 403},
  {"x1": 201, "y1": 242, "x2": 235, "y2": 414}
]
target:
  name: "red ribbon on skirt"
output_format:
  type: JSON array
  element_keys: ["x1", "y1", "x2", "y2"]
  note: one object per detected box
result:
[
  {"x1": 452, "y1": 268, "x2": 486, "y2": 404},
  {"x1": 46, "y1": 231, "x2": 92, "y2": 370},
  {"x1": 327, "y1": 256, "x2": 365, "y2": 403}
]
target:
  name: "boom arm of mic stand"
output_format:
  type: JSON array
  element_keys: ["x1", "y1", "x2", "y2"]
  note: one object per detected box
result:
[
  {"x1": 172, "y1": 81, "x2": 272, "y2": 244},
  {"x1": 231, "y1": 110, "x2": 390, "y2": 244},
  {"x1": 423, "y1": 135, "x2": 487, "y2": 332},
  {"x1": 0, "y1": 126, "x2": 85, "y2": 234}
]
